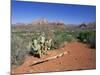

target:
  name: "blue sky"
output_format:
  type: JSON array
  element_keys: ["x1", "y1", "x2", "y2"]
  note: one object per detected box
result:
[{"x1": 11, "y1": 1, "x2": 96, "y2": 24}]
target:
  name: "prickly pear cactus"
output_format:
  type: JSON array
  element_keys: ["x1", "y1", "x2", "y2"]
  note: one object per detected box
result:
[
  {"x1": 30, "y1": 39, "x2": 41, "y2": 58},
  {"x1": 30, "y1": 32, "x2": 53, "y2": 58}
]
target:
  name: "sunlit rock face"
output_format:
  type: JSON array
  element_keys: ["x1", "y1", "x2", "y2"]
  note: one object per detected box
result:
[{"x1": 32, "y1": 18, "x2": 49, "y2": 25}]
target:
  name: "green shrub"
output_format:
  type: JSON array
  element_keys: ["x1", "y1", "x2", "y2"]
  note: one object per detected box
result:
[
  {"x1": 77, "y1": 30, "x2": 96, "y2": 48},
  {"x1": 87, "y1": 31, "x2": 96, "y2": 48},
  {"x1": 11, "y1": 34, "x2": 29, "y2": 68},
  {"x1": 52, "y1": 30, "x2": 74, "y2": 49},
  {"x1": 77, "y1": 30, "x2": 90, "y2": 42}
]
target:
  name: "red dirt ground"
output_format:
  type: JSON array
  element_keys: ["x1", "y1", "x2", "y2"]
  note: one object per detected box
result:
[{"x1": 12, "y1": 42, "x2": 96, "y2": 74}]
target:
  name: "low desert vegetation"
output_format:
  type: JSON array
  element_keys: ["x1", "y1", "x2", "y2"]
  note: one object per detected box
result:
[{"x1": 11, "y1": 30, "x2": 75, "y2": 66}]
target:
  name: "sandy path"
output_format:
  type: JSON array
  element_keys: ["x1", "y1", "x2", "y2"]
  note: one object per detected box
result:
[{"x1": 12, "y1": 42, "x2": 96, "y2": 74}]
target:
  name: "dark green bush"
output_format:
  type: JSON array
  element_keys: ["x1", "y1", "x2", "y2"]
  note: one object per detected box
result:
[
  {"x1": 77, "y1": 30, "x2": 96, "y2": 48},
  {"x1": 77, "y1": 30, "x2": 90, "y2": 42},
  {"x1": 87, "y1": 31, "x2": 96, "y2": 48}
]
